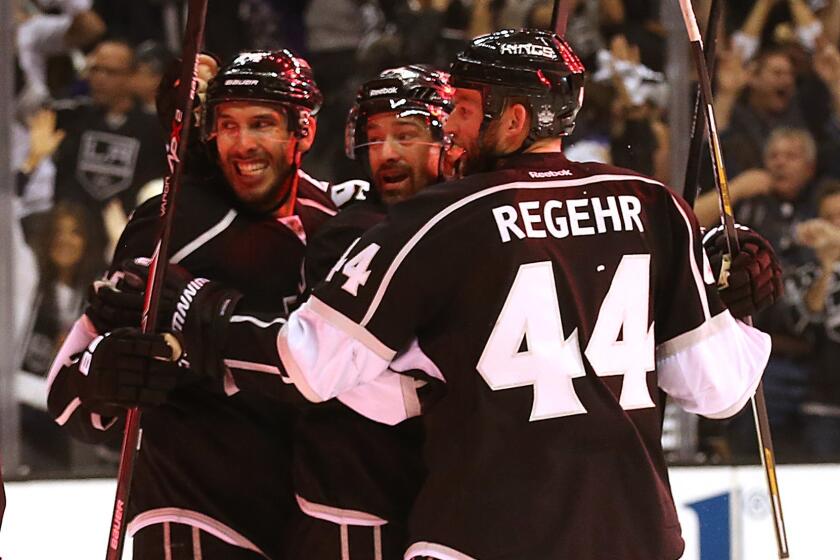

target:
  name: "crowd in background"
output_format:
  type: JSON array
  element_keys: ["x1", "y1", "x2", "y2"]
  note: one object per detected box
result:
[{"x1": 7, "y1": 0, "x2": 840, "y2": 477}]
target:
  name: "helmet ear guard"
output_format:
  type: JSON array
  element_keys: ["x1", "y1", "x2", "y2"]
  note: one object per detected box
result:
[{"x1": 295, "y1": 109, "x2": 313, "y2": 138}]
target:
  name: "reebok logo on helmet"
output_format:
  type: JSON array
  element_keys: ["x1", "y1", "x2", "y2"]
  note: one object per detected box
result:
[
  {"x1": 499, "y1": 43, "x2": 556, "y2": 59},
  {"x1": 369, "y1": 86, "x2": 399, "y2": 97}
]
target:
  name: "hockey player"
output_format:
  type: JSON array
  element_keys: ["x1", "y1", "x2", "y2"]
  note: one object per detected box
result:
[
  {"x1": 289, "y1": 65, "x2": 453, "y2": 559},
  {"x1": 306, "y1": 64, "x2": 454, "y2": 281},
  {"x1": 46, "y1": 50, "x2": 336, "y2": 559},
  {"x1": 91, "y1": 31, "x2": 781, "y2": 559}
]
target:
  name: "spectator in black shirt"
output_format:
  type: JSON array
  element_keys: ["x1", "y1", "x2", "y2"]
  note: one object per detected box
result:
[{"x1": 51, "y1": 39, "x2": 166, "y2": 254}]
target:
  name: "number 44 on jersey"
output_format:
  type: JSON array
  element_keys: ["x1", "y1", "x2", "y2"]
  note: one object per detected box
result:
[{"x1": 477, "y1": 255, "x2": 655, "y2": 421}]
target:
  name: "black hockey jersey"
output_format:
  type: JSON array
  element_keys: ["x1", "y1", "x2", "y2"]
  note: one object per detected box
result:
[
  {"x1": 46, "y1": 169, "x2": 336, "y2": 558},
  {"x1": 294, "y1": 199, "x2": 426, "y2": 529},
  {"x1": 274, "y1": 153, "x2": 771, "y2": 560}
]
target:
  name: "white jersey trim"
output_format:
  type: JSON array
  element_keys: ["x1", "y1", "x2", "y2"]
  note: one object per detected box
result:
[
  {"x1": 667, "y1": 193, "x2": 711, "y2": 320},
  {"x1": 277, "y1": 321, "x2": 322, "y2": 403},
  {"x1": 47, "y1": 315, "x2": 98, "y2": 427},
  {"x1": 399, "y1": 375, "x2": 422, "y2": 419},
  {"x1": 390, "y1": 338, "x2": 446, "y2": 382},
  {"x1": 90, "y1": 412, "x2": 118, "y2": 431},
  {"x1": 127, "y1": 507, "x2": 268, "y2": 558},
  {"x1": 295, "y1": 495, "x2": 388, "y2": 527},
  {"x1": 335, "y1": 369, "x2": 420, "y2": 424},
  {"x1": 657, "y1": 311, "x2": 770, "y2": 419},
  {"x1": 170, "y1": 209, "x2": 237, "y2": 264},
  {"x1": 279, "y1": 299, "x2": 394, "y2": 406},
  {"x1": 308, "y1": 296, "x2": 396, "y2": 360},
  {"x1": 54, "y1": 397, "x2": 81, "y2": 426},
  {"x1": 404, "y1": 541, "x2": 478, "y2": 560},
  {"x1": 360, "y1": 173, "x2": 664, "y2": 326},
  {"x1": 46, "y1": 314, "x2": 98, "y2": 389},
  {"x1": 297, "y1": 168, "x2": 331, "y2": 192},
  {"x1": 298, "y1": 197, "x2": 338, "y2": 217},
  {"x1": 656, "y1": 309, "x2": 732, "y2": 359},
  {"x1": 223, "y1": 370, "x2": 241, "y2": 396},
  {"x1": 223, "y1": 359, "x2": 289, "y2": 380},
  {"x1": 230, "y1": 315, "x2": 287, "y2": 328}
]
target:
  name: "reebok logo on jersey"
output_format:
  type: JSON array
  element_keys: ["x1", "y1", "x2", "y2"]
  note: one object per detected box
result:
[
  {"x1": 529, "y1": 170, "x2": 572, "y2": 179},
  {"x1": 492, "y1": 195, "x2": 644, "y2": 243},
  {"x1": 369, "y1": 86, "x2": 398, "y2": 97},
  {"x1": 500, "y1": 43, "x2": 556, "y2": 58}
]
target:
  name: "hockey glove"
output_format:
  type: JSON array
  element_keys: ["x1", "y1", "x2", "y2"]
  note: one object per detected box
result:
[
  {"x1": 111, "y1": 260, "x2": 244, "y2": 379},
  {"x1": 168, "y1": 276, "x2": 243, "y2": 380},
  {"x1": 85, "y1": 259, "x2": 183, "y2": 333},
  {"x1": 703, "y1": 224, "x2": 784, "y2": 319},
  {"x1": 76, "y1": 327, "x2": 191, "y2": 412}
]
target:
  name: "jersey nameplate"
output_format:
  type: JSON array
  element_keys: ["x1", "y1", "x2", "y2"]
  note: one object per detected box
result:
[{"x1": 491, "y1": 195, "x2": 644, "y2": 243}]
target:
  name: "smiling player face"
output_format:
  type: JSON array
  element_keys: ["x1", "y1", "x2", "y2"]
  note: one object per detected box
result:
[{"x1": 214, "y1": 101, "x2": 297, "y2": 212}]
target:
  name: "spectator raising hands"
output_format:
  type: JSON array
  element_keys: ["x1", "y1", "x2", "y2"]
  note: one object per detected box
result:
[
  {"x1": 20, "y1": 109, "x2": 65, "y2": 176},
  {"x1": 714, "y1": 40, "x2": 751, "y2": 130}
]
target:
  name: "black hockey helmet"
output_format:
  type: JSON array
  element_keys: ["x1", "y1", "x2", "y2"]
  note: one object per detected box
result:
[
  {"x1": 450, "y1": 29, "x2": 585, "y2": 139},
  {"x1": 202, "y1": 50, "x2": 323, "y2": 141},
  {"x1": 345, "y1": 64, "x2": 454, "y2": 160}
]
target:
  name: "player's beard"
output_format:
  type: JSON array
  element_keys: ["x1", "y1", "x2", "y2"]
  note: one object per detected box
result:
[
  {"x1": 220, "y1": 145, "x2": 295, "y2": 213},
  {"x1": 459, "y1": 122, "x2": 505, "y2": 176},
  {"x1": 375, "y1": 161, "x2": 418, "y2": 204}
]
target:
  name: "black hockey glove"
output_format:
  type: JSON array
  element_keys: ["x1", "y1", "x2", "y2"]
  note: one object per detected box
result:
[
  {"x1": 75, "y1": 327, "x2": 192, "y2": 412},
  {"x1": 703, "y1": 224, "x2": 784, "y2": 319},
  {"x1": 169, "y1": 276, "x2": 243, "y2": 379},
  {"x1": 85, "y1": 259, "x2": 182, "y2": 333},
  {"x1": 109, "y1": 260, "x2": 244, "y2": 379}
]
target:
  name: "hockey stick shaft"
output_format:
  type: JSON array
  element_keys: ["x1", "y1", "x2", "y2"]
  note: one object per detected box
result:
[
  {"x1": 551, "y1": 0, "x2": 572, "y2": 36},
  {"x1": 677, "y1": 1, "x2": 789, "y2": 558},
  {"x1": 105, "y1": 1, "x2": 208, "y2": 558},
  {"x1": 682, "y1": 0, "x2": 722, "y2": 206}
]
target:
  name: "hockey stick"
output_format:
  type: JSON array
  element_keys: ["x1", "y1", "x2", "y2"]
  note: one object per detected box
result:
[
  {"x1": 104, "y1": 0, "x2": 208, "y2": 558},
  {"x1": 677, "y1": 1, "x2": 790, "y2": 558},
  {"x1": 682, "y1": 0, "x2": 722, "y2": 206},
  {"x1": 550, "y1": 0, "x2": 573, "y2": 36}
]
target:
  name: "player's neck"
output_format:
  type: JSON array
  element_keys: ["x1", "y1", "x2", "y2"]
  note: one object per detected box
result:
[
  {"x1": 273, "y1": 172, "x2": 299, "y2": 218},
  {"x1": 524, "y1": 138, "x2": 563, "y2": 154}
]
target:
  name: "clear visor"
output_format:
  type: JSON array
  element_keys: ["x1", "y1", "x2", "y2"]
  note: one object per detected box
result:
[
  {"x1": 204, "y1": 103, "x2": 304, "y2": 144},
  {"x1": 354, "y1": 139, "x2": 443, "y2": 151},
  {"x1": 348, "y1": 106, "x2": 450, "y2": 157}
]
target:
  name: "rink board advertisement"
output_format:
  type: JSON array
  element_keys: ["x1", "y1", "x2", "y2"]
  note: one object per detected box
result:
[
  {"x1": 672, "y1": 464, "x2": 838, "y2": 560},
  {"x1": 1, "y1": 464, "x2": 838, "y2": 558}
]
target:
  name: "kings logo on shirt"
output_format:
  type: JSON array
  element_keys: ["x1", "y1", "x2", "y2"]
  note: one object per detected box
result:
[{"x1": 75, "y1": 130, "x2": 140, "y2": 200}]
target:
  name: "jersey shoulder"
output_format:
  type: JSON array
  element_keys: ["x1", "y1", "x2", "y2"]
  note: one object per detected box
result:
[
  {"x1": 112, "y1": 177, "x2": 238, "y2": 265},
  {"x1": 305, "y1": 201, "x2": 387, "y2": 286},
  {"x1": 297, "y1": 169, "x2": 339, "y2": 217}
]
